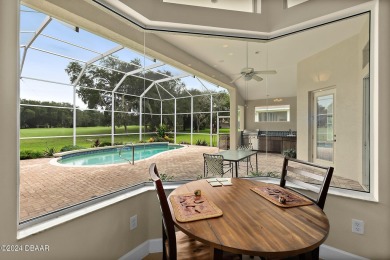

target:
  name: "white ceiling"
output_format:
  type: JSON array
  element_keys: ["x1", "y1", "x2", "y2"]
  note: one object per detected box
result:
[
  {"x1": 24, "y1": 0, "x2": 369, "y2": 101},
  {"x1": 157, "y1": 14, "x2": 368, "y2": 100}
]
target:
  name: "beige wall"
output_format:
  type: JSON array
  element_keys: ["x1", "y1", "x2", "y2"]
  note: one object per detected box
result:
[
  {"x1": 297, "y1": 32, "x2": 367, "y2": 181},
  {"x1": 0, "y1": 1, "x2": 389, "y2": 259},
  {"x1": 245, "y1": 97, "x2": 297, "y2": 131}
]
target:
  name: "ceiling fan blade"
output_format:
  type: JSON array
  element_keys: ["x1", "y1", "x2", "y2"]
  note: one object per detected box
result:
[
  {"x1": 254, "y1": 70, "x2": 277, "y2": 75},
  {"x1": 230, "y1": 74, "x2": 243, "y2": 83},
  {"x1": 252, "y1": 75, "x2": 263, "y2": 82}
]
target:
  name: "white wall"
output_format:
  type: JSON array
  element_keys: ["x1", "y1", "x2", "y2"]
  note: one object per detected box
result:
[{"x1": 245, "y1": 96, "x2": 297, "y2": 131}]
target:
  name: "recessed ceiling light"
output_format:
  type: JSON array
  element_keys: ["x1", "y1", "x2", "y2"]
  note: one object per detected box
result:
[
  {"x1": 222, "y1": 44, "x2": 228, "y2": 48},
  {"x1": 228, "y1": 53, "x2": 233, "y2": 56},
  {"x1": 188, "y1": 64, "x2": 192, "y2": 67},
  {"x1": 213, "y1": 64, "x2": 217, "y2": 67}
]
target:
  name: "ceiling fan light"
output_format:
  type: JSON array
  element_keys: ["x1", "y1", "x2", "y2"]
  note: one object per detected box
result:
[{"x1": 244, "y1": 75, "x2": 252, "y2": 81}]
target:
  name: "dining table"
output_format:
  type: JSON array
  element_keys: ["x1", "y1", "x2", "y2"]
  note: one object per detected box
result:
[
  {"x1": 215, "y1": 149, "x2": 258, "y2": 177},
  {"x1": 168, "y1": 178, "x2": 329, "y2": 259}
]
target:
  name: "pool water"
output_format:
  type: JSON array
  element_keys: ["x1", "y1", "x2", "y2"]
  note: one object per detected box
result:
[{"x1": 58, "y1": 144, "x2": 184, "y2": 166}]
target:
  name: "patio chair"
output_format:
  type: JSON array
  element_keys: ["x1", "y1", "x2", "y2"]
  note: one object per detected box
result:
[
  {"x1": 237, "y1": 144, "x2": 254, "y2": 174},
  {"x1": 203, "y1": 153, "x2": 233, "y2": 178},
  {"x1": 149, "y1": 163, "x2": 241, "y2": 260},
  {"x1": 280, "y1": 156, "x2": 334, "y2": 259}
]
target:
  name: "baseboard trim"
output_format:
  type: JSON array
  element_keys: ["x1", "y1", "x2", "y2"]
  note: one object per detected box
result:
[
  {"x1": 319, "y1": 244, "x2": 369, "y2": 260},
  {"x1": 119, "y1": 239, "x2": 368, "y2": 260},
  {"x1": 119, "y1": 238, "x2": 162, "y2": 260}
]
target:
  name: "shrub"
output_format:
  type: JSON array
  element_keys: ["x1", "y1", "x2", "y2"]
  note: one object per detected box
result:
[
  {"x1": 250, "y1": 171, "x2": 280, "y2": 178},
  {"x1": 156, "y1": 124, "x2": 167, "y2": 138},
  {"x1": 159, "y1": 173, "x2": 174, "y2": 181},
  {"x1": 99, "y1": 141, "x2": 112, "y2": 147},
  {"x1": 196, "y1": 139, "x2": 208, "y2": 146},
  {"x1": 92, "y1": 139, "x2": 100, "y2": 148},
  {"x1": 20, "y1": 150, "x2": 44, "y2": 160},
  {"x1": 60, "y1": 145, "x2": 86, "y2": 152},
  {"x1": 283, "y1": 148, "x2": 296, "y2": 158},
  {"x1": 43, "y1": 145, "x2": 56, "y2": 157}
]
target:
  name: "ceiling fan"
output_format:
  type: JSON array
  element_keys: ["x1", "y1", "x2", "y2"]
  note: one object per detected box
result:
[
  {"x1": 231, "y1": 41, "x2": 277, "y2": 83},
  {"x1": 230, "y1": 68, "x2": 277, "y2": 83}
]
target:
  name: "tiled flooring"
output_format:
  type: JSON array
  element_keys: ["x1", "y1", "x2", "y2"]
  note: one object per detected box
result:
[{"x1": 19, "y1": 146, "x2": 365, "y2": 222}]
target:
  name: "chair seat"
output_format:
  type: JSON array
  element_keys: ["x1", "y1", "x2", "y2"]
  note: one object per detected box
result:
[{"x1": 173, "y1": 231, "x2": 212, "y2": 259}]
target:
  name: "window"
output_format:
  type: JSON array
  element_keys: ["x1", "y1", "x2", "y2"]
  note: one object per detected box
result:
[
  {"x1": 163, "y1": 0, "x2": 261, "y2": 13},
  {"x1": 255, "y1": 105, "x2": 290, "y2": 122},
  {"x1": 286, "y1": 0, "x2": 309, "y2": 8}
]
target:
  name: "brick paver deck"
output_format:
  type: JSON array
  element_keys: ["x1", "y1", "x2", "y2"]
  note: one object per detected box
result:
[{"x1": 20, "y1": 145, "x2": 365, "y2": 222}]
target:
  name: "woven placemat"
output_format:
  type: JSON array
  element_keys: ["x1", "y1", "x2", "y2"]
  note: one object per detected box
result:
[
  {"x1": 251, "y1": 184, "x2": 313, "y2": 208},
  {"x1": 169, "y1": 193, "x2": 223, "y2": 222}
]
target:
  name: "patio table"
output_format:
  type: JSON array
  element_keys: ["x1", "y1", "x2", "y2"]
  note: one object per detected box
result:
[{"x1": 215, "y1": 149, "x2": 258, "y2": 177}]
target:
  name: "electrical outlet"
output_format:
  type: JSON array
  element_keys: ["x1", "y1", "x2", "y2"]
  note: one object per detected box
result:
[
  {"x1": 130, "y1": 215, "x2": 137, "y2": 230},
  {"x1": 352, "y1": 219, "x2": 364, "y2": 234}
]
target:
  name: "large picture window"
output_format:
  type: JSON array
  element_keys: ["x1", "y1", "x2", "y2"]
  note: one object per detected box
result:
[
  {"x1": 254, "y1": 105, "x2": 290, "y2": 122},
  {"x1": 18, "y1": 3, "x2": 371, "y2": 227}
]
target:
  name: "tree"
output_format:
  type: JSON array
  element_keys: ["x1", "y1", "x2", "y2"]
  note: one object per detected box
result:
[{"x1": 65, "y1": 56, "x2": 230, "y2": 133}]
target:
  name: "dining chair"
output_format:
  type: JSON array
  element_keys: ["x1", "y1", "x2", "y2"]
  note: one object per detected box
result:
[
  {"x1": 149, "y1": 163, "x2": 211, "y2": 259},
  {"x1": 203, "y1": 153, "x2": 233, "y2": 178},
  {"x1": 237, "y1": 144, "x2": 254, "y2": 174},
  {"x1": 280, "y1": 156, "x2": 334, "y2": 259},
  {"x1": 149, "y1": 163, "x2": 241, "y2": 260},
  {"x1": 280, "y1": 156, "x2": 334, "y2": 209}
]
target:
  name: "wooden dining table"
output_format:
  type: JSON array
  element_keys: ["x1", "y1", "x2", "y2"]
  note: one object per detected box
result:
[{"x1": 168, "y1": 178, "x2": 329, "y2": 259}]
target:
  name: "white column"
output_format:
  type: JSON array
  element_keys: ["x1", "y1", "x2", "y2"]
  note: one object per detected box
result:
[
  {"x1": 229, "y1": 88, "x2": 238, "y2": 150},
  {"x1": 191, "y1": 97, "x2": 194, "y2": 145},
  {"x1": 0, "y1": 0, "x2": 19, "y2": 238},
  {"x1": 174, "y1": 98, "x2": 177, "y2": 144},
  {"x1": 111, "y1": 91, "x2": 115, "y2": 145},
  {"x1": 73, "y1": 86, "x2": 77, "y2": 145},
  {"x1": 139, "y1": 97, "x2": 143, "y2": 141},
  {"x1": 210, "y1": 95, "x2": 213, "y2": 147}
]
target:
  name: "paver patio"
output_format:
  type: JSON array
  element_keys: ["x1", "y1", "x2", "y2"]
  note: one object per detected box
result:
[{"x1": 20, "y1": 145, "x2": 365, "y2": 222}]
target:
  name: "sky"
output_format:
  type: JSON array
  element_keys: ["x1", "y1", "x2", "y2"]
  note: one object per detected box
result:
[{"x1": 19, "y1": 6, "x2": 225, "y2": 110}]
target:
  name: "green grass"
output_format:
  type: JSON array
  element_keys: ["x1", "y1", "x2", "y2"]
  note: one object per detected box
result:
[
  {"x1": 20, "y1": 125, "x2": 142, "y2": 138},
  {"x1": 20, "y1": 126, "x2": 230, "y2": 153}
]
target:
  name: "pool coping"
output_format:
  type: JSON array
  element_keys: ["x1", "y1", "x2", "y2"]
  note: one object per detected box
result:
[{"x1": 50, "y1": 142, "x2": 187, "y2": 167}]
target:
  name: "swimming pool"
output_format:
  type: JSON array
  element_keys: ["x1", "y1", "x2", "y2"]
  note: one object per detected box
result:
[{"x1": 56, "y1": 143, "x2": 184, "y2": 166}]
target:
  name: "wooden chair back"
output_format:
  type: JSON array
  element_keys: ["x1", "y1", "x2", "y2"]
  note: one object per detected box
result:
[
  {"x1": 280, "y1": 157, "x2": 334, "y2": 209},
  {"x1": 149, "y1": 163, "x2": 177, "y2": 259}
]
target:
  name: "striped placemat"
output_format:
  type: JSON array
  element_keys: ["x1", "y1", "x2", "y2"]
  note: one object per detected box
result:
[
  {"x1": 169, "y1": 193, "x2": 223, "y2": 222},
  {"x1": 251, "y1": 184, "x2": 313, "y2": 208}
]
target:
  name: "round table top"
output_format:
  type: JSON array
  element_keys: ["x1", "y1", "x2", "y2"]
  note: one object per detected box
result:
[{"x1": 168, "y1": 178, "x2": 329, "y2": 258}]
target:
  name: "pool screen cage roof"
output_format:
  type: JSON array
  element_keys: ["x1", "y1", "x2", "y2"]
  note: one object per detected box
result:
[{"x1": 19, "y1": 6, "x2": 230, "y2": 146}]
